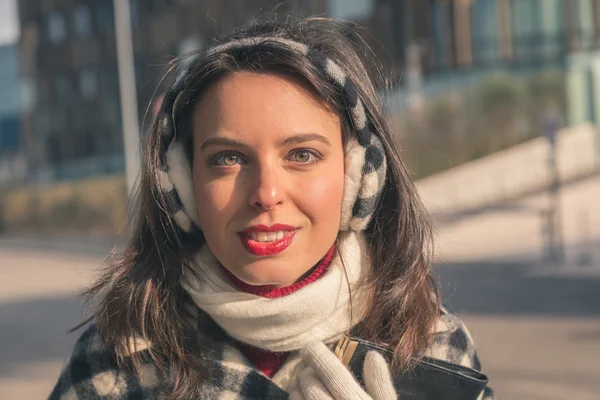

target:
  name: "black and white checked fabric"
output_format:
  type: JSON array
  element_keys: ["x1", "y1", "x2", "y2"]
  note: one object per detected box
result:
[
  {"x1": 48, "y1": 300, "x2": 289, "y2": 400},
  {"x1": 49, "y1": 301, "x2": 495, "y2": 400},
  {"x1": 154, "y1": 37, "x2": 387, "y2": 235}
]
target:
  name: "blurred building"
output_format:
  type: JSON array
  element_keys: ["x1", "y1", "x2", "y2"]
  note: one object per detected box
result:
[
  {"x1": 0, "y1": 43, "x2": 26, "y2": 185},
  {"x1": 0, "y1": 44, "x2": 21, "y2": 154},
  {"x1": 15, "y1": 0, "x2": 600, "y2": 182},
  {"x1": 16, "y1": 0, "x2": 327, "y2": 182},
  {"x1": 360, "y1": 0, "x2": 600, "y2": 76},
  {"x1": 18, "y1": 0, "x2": 122, "y2": 181},
  {"x1": 128, "y1": 0, "x2": 327, "y2": 123}
]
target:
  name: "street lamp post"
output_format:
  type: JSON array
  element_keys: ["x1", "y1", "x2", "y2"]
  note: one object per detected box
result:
[
  {"x1": 113, "y1": 0, "x2": 140, "y2": 198},
  {"x1": 542, "y1": 108, "x2": 564, "y2": 265}
]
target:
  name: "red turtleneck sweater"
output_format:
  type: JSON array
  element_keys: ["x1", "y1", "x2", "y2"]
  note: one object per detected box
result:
[{"x1": 221, "y1": 246, "x2": 335, "y2": 378}]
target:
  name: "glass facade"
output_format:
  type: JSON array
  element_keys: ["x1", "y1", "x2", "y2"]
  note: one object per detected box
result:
[{"x1": 0, "y1": 44, "x2": 21, "y2": 156}]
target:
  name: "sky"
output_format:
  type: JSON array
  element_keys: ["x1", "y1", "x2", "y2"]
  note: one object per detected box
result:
[{"x1": 0, "y1": 0, "x2": 18, "y2": 45}]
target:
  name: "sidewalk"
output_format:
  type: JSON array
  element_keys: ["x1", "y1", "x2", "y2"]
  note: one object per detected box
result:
[
  {"x1": 433, "y1": 174, "x2": 600, "y2": 268},
  {"x1": 0, "y1": 244, "x2": 104, "y2": 399},
  {"x1": 0, "y1": 234, "x2": 119, "y2": 258}
]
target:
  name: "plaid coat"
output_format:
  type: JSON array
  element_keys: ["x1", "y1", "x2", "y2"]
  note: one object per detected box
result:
[{"x1": 48, "y1": 304, "x2": 495, "y2": 400}]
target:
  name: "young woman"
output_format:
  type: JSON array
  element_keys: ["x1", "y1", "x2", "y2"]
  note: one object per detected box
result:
[{"x1": 50, "y1": 17, "x2": 494, "y2": 400}]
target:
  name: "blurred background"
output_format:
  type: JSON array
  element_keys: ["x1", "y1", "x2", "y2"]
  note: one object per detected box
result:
[{"x1": 1, "y1": 0, "x2": 599, "y2": 399}]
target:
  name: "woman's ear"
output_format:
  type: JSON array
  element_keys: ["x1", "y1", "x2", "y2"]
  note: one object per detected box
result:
[
  {"x1": 340, "y1": 136, "x2": 365, "y2": 230},
  {"x1": 339, "y1": 134, "x2": 387, "y2": 232},
  {"x1": 162, "y1": 140, "x2": 202, "y2": 232}
]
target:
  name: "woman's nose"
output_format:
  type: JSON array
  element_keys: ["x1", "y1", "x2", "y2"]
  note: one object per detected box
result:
[{"x1": 248, "y1": 165, "x2": 285, "y2": 211}]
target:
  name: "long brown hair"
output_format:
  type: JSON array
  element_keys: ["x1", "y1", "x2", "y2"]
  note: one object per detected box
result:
[{"x1": 86, "y1": 16, "x2": 439, "y2": 399}]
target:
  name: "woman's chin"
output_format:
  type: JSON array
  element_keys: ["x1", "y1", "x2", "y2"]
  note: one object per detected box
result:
[
  {"x1": 240, "y1": 274, "x2": 297, "y2": 288},
  {"x1": 235, "y1": 263, "x2": 304, "y2": 288}
]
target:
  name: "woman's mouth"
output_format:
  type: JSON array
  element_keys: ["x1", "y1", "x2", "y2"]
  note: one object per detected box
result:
[{"x1": 238, "y1": 224, "x2": 297, "y2": 256}]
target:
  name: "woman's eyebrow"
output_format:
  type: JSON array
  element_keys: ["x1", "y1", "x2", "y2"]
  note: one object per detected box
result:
[
  {"x1": 277, "y1": 133, "x2": 331, "y2": 147},
  {"x1": 200, "y1": 133, "x2": 331, "y2": 151},
  {"x1": 200, "y1": 137, "x2": 246, "y2": 151}
]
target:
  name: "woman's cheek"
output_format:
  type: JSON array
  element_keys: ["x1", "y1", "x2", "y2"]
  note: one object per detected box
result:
[
  {"x1": 295, "y1": 172, "x2": 344, "y2": 212},
  {"x1": 195, "y1": 180, "x2": 236, "y2": 224},
  {"x1": 208, "y1": 182, "x2": 238, "y2": 213}
]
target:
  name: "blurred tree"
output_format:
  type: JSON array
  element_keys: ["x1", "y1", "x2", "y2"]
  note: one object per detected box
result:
[{"x1": 397, "y1": 69, "x2": 567, "y2": 179}]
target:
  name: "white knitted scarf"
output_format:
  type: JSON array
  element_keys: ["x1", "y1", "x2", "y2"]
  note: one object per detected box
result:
[{"x1": 180, "y1": 231, "x2": 372, "y2": 353}]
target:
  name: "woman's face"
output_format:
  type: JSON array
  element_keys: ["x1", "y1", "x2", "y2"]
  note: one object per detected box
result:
[{"x1": 191, "y1": 72, "x2": 345, "y2": 287}]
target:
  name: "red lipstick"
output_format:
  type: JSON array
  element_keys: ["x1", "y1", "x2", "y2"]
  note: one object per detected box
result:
[{"x1": 238, "y1": 224, "x2": 297, "y2": 256}]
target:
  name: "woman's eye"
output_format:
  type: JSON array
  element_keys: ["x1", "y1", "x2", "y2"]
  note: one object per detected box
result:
[
  {"x1": 212, "y1": 153, "x2": 242, "y2": 166},
  {"x1": 289, "y1": 150, "x2": 320, "y2": 164}
]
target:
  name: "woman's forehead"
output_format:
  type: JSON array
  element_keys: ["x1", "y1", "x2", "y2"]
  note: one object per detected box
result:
[{"x1": 190, "y1": 72, "x2": 342, "y2": 145}]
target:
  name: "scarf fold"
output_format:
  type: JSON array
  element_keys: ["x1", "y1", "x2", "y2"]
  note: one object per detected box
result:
[{"x1": 180, "y1": 231, "x2": 372, "y2": 353}]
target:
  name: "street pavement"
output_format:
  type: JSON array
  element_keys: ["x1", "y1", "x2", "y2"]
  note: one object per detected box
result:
[
  {"x1": 0, "y1": 241, "x2": 107, "y2": 399},
  {"x1": 435, "y1": 262, "x2": 600, "y2": 400},
  {"x1": 1, "y1": 209, "x2": 600, "y2": 399},
  {"x1": 431, "y1": 173, "x2": 600, "y2": 399}
]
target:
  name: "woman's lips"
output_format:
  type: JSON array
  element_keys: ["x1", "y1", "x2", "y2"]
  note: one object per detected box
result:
[{"x1": 238, "y1": 224, "x2": 298, "y2": 256}]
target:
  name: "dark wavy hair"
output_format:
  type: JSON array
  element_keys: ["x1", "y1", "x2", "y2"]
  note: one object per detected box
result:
[{"x1": 85, "y1": 16, "x2": 439, "y2": 399}]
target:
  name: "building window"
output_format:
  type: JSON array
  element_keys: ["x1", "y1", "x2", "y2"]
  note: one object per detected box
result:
[
  {"x1": 0, "y1": 117, "x2": 20, "y2": 153},
  {"x1": 74, "y1": 4, "x2": 92, "y2": 37},
  {"x1": 134, "y1": 65, "x2": 144, "y2": 90},
  {"x1": 47, "y1": 133, "x2": 62, "y2": 164},
  {"x1": 21, "y1": 77, "x2": 36, "y2": 111},
  {"x1": 38, "y1": 78, "x2": 51, "y2": 105},
  {"x1": 55, "y1": 75, "x2": 72, "y2": 103},
  {"x1": 179, "y1": 36, "x2": 203, "y2": 55},
  {"x1": 96, "y1": 4, "x2": 114, "y2": 32},
  {"x1": 327, "y1": 0, "x2": 374, "y2": 20},
  {"x1": 471, "y1": 0, "x2": 498, "y2": 64},
  {"x1": 104, "y1": 97, "x2": 121, "y2": 126},
  {"x1": 130, "y1": 0, "x2": 139, "y2": 25},
  {"x1": 83, "y1": 131, "x2": 96, "y2": 156},
  {"x1": 48, "y1": 11, "x2": 67, "y2": 44},
  {"x1": 79, "y1": 67, "x2": 98, "y2": 100},
  {"x1": 178, "y1": 36, "x2": 204, "y2": 68}
]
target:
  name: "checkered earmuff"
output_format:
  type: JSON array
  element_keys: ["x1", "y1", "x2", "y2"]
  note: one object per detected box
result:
[{"x1": 155, "y1": 37, "x2": 387, "y2": 234}]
